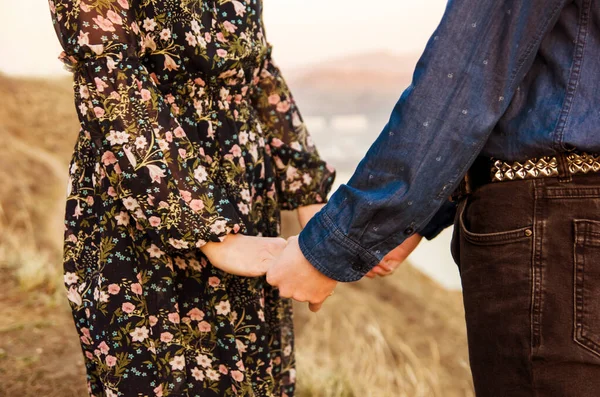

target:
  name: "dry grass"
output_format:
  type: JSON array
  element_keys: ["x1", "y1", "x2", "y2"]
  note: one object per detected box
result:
[{"x1": 0, "y1": 73, "x2": 473, "y2": 396}]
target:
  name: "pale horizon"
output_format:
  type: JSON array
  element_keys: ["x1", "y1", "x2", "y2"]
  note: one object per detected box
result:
[{"x1": 0, "y1": 0, "x2": 447, "y2": 76}]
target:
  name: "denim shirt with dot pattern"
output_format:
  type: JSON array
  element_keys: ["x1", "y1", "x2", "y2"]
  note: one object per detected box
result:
[{"x1": 299, "y1": 0, "x2": 599, "y2": 282}]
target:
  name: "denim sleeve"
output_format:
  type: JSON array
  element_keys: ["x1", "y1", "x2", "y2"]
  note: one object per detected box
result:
[{"x1": 298, "y1": 0, "x2": 569, "y2": 282}]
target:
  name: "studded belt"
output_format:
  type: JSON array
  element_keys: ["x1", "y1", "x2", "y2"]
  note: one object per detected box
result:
[
  {"x1": 451, "y1": 152, "x2": 600, "y2": 201},
  {"x1": 491, "y1": 152, "x2": 600, "y2": 182}
]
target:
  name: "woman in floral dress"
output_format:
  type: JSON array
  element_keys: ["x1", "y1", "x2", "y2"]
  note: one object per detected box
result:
[{"x1": 47, "y1": 1, "x2": 335, "y2": 396}]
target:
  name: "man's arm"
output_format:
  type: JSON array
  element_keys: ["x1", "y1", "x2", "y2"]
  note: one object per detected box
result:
[{"x1": 296, "y1": 0, "x2": 568, "y2": 283}]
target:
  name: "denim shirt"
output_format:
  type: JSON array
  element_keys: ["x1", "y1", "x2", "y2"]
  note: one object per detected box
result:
[{"x1": 299, "y1": 0, "x2": 600, "y2": 282}]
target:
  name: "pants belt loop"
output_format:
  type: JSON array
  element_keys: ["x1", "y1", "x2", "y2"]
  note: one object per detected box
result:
[{"x1": 557, "y1": 152, "x2": 572, "y2": 183}]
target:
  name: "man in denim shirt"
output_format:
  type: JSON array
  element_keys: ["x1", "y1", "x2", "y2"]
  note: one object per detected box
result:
[{"x1": 267, "y1": 0, "x2": 600, "y2": 395}]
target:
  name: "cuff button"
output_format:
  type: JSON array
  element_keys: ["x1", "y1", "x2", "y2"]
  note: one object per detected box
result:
[{"x1": 404, "y1": 227, "x2": 415, "y2": 235}]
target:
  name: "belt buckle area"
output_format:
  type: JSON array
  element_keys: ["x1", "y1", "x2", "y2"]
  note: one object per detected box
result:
[{"x1": 450, "y1": 173, "x2": 472, "y2": 202}]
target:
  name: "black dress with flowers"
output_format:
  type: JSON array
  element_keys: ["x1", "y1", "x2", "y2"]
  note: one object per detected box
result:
[{"x1": 48, "y1": 0, "x2": 335, "y2": 396}]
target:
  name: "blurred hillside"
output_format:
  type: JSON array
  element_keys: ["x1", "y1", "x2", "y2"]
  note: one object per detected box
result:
[
  {"x1": 288, "y1": 51, "x2": 417, "y2": 118},
  {"x1": 0, "y1": 53, "x2": 472, "y2": 397}
]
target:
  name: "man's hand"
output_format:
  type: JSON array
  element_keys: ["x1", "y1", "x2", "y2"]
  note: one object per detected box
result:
[
  {"x1": 365, "y1": 234, "x2": 423, "y2": 278},
  {"x1": 201, "y1": 234, "x2": 287, "y2": 277},
  {"x1": 266, "y1": 235, "x2": 337, "y2": 312}
]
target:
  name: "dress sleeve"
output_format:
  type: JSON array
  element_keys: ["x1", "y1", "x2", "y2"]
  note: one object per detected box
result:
[
  {"x1": 49, "y1": 0, "x2": 244, "y2": 252},
  {"x1": 252, "y1": 47, "x2": 336, "y2": 210}
]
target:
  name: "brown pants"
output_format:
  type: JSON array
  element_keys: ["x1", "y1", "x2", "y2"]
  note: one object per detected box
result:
[{"x1": 452, "y1": 173, "x2": 600, "y2": 396}]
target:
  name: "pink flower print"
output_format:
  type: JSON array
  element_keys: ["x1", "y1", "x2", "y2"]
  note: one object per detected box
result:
[
  {"x1": 270, "y1": 138, "x2": 283, "y2": 148},
  {"x1": 108, "y1": 284, "x2": 120, "y2": 295},
  {"x1": 215, "y1": 300, "x2": 231, "y2": 316},
  {"x1": 208, "y1": 277, "x2": 220, "y2": 287},
  {"x1": 146, "y1": 164, "x2": 166, "y2": 183},
  {"x1": 249, "y1": 333, "x2": 257, "y2": 343},
  {"x1": 179, "y1": 190, "x2": 192, "y2": 202},
  {"x1": 198, "y1": 321, "x2": 211, "y2": 332},
  {"x1": 115, "y1": 211, "x2": 130, "y2": 226},
  {"x1": 163, "y1": 54, "x2": 179, "y2": 71},
  {"x1": 178, "y1": 148, "x2": 187, "y2": 159},
  {"x1": 64, "y1": 272, "x2": 78, "y2": 286},
  {"x1": 92, "y1": 16, "x2": 115, "y2": 32},
  {"x1": 85, "y1": 351, "x2": 94, "y2": 360},
  {"x1": 94, "y1": 77, "x2": 109, "y2": 93},
  {"x1": 168, "y1": 312, "x2": 180, "y2": 324},
  {"x1": 149, "y1": 315, "x2": 158, "y2": 327},
  {"x1": 98, "y1": 341, "x2": 110, "y2": 355},
  {"x1": 194, "y1": 165, "x2": 208, "y2": 183},
  {"x1": 122, "y1": 302, "x2": 136, "y2": 314},
  {"x1": 216, "y1": 49, "x2": 228, "y2": 58},
  {"x1": 160, "y1": 28, "x2": 171, "y2": 41},
  {"x1": 235, "y1": 339, "x2": 247, "y2": 353},
  {"x1": 230, "y1": 145, "x2": 242, "y2": 157},
  {"x1": 94, "y1": 106, "x2": 104, "y2": 118},
  {"x1": 206, "y1": 368, "x2": 220, "y2": 381},
  {"x1": 277, "y1": 100, "x2": 291, "y2": 113},
  {"x1": 232, "y1": 1, "x2": 246, "y2": 16},
  {"x1": 169, "y1": 355, "x2": 185, "y2": 371},
  {"x1": 130, "y1": 283, "x2": 143, "y2": 295},
  {"x1": 77, "y1": 31, "x2": 89, "y2": 47},
  {"x1": 196, "y1": 354, "x2": 212, "y2": 368},
  {"x1": 117, "y1": 0, "x2": 129, "y2": 9},
  {"x1": 67, "y1": 286, "x2": 82, "y2": 306},
  {"x1": 130, "y1": 326, "x2": 149, "y2": 342},
  {"x1": 105, "y1": 355, "x2": 117, "y2": 367},
  {"x1": 190, "y1": 199, "x2": 205, "y2": 212},
  {"x1": 143, "y1": 18, "x2": 157, "y2": 31},
  {"x1": 106, "y1": 10, "x2": 123, "y2": 25},
  {"x1": 236, "y1": 360, "x2": 245, "y2": 370},
  {"x1": 187, "y1": 308, "x2": 205, "y2": 321},
  {"x1": 303, "y1": 173, "x2": 313, "y2": 185},
  {"x1": 107, "y1": 186, "x2": 117, "y2": 197},
  {"x1": 148, "y1": 216, "x2": 162, "y2": 227},
  {"x1": 223, "y1": 21, "x2": 237, "y2": 33},
  {"x1": 231, "y1": 370, "x2": 244, "y2": 382},
  {"x1": 219, "y1": 364, "x2": 229, "y2": 375},
  {"x1": 140, "y1": 89, "x2": 152, "y2": 101},
  {"x1": 153, "y1": 385, "x2": 163, "y2": 397},
  {"x1": 237, "y1": 202, "x2": 249, "y2": 215},
  {"x1": 160, "y1": 332, "x2": 174, "y2": 343},
  {"x1": 268, "y1": 94, "x2": 280, "y2": 105},
  {"x1": 192, "y1": 367, "x2": 205, "y2": 381}
]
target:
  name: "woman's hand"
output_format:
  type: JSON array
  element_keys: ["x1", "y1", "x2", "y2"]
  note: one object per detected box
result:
[
  {"x1": 365, "y1": 234, "x2": 423, "y2": 278},
  {"x1": 200, "y1": 234, "x2": 287, "y2": 277},
  {"x1": 297, "y1": 204, "x2": 326, "y2": 228}
]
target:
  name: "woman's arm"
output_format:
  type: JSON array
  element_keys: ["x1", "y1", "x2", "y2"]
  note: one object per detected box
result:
[
  {"x1": 50, "y1": 0, "x2": 280, "y2": 270},
  {"x1": 252, "y1": 47, "x2": 336, "y2": 215}
]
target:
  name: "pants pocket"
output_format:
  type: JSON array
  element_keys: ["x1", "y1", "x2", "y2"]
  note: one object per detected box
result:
[{"x1": 574, "y1": 219, "x2": 600, "y2": 357}]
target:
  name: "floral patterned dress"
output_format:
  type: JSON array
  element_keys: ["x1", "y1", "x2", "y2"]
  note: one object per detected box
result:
[{"x1": 47, "y1": 1, "x2": 335, "y2": 396}]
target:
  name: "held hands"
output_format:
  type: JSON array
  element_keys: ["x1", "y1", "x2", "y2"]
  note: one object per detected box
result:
[
  {"x1": 201, "y1": 204, "x2": 423, "y2": 313},
  {"x1": 200, "y1": 234, "x2": 287, "y2": 277},
  {"x1": 266, "y1": 236, "x2": 338, "y2": 312}
]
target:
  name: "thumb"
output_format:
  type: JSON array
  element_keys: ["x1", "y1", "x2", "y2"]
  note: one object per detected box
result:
[{"x1": 308, "y1": 301, "x2": 323, "y2": 312}]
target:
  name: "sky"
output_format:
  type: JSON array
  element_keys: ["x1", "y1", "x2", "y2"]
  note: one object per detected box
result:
[{"x1": 0, "y1": 0, "x2": 447, "y2": 76}]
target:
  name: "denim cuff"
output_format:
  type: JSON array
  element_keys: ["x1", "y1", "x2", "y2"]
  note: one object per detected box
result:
[{"x1": 298, "y1": 210, "x2": 382, "y2": 282}]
